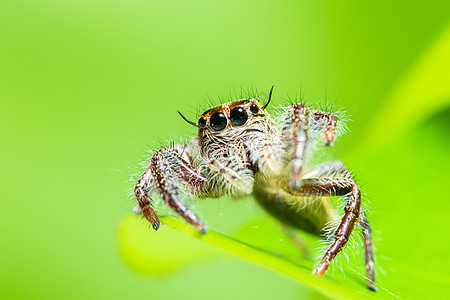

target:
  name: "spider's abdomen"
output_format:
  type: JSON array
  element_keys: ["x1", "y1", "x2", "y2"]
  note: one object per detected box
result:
[{"x1": 253, "y1": 177, "x2": 336, "y2": 235}]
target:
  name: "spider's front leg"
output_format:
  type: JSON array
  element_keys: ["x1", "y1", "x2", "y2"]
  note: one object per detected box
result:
[
  {"x1": 281, "y1": 103, "x2": 309, "y2": 188},
  {"x1": 311, "y1": 110, "x2": 338, "y2": 146},
  {"x1": 302, "y1": 161, "x2": 377, "y2": 290},
  {"x1": 298, "y1": 179, "x2": 361, "y2": 276},
  {"x1": 135, "y1": 145, "x2": 208, "y2": 233},
  {"x1": 281, "y1": 104, "x2": 338, "y2": 188},
  {"x1": 282, "y1": 177, "x2": 377, "y2": 288},
  {"x1": 134, "y1": 167, "x2": 161, "y2": 230}
]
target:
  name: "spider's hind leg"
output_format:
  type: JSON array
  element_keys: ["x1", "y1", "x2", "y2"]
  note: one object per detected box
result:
[{"x1": 360, "y1": 209, "x2": 377, "y2": 291}]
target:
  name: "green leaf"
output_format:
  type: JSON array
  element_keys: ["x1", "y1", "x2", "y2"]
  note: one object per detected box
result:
[
  {"x1": 119, "y1": 214, "x2": 379, "y2": 300},
  {"x1": 118, "y1": 214, "x2": 220, "y2": 276}
]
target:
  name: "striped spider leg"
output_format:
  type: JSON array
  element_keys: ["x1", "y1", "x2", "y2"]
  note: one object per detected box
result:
[
  {"x1": 135, "y1": 137, "x2": 255, "y2": 233},
  {"x1": 279, "y1": 103, "x2": 375, "y2": 290},
  {"x1": 134, "y1": 142, "x2": 208, "y2": 232},
  {"x1": 281, "y1": 161, "x2": 376, "y2": 291}
]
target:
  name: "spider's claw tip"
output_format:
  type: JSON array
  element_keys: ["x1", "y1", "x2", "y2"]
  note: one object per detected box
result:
[
  {"x1": 367, "y1": 282, "x2": 378, "y2": 292},
  {"x1": 313, "y1": 261, "x2": 329, "y2": 277},
  {"x1": 324, "y1": 140, "x2": 331, "y2": 146},
  {"x1": 152, "y1": 221, "x2": 161, "y2": 231},
  {"x1": 312, "y1": 269, "x2": 320, "y2": 277},
  {"x1": 198, "y1": 225, "x2": 208, "y2": 234}
]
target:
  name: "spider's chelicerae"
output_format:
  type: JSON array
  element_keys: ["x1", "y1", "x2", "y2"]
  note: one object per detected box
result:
[{"x1": 134, "y1": 88, "x2": 376, "y2": 291}]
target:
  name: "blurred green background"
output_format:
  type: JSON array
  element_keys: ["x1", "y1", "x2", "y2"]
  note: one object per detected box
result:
[{"x1": 1, "y1": 1, "x2": 449, "y2": 299}]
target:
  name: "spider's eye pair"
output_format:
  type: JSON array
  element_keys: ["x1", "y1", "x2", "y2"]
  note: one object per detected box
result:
[
  {"x1": 202, "y1": 107, "x2": 248, "y2": 131},
  {"x1": 210, "y1": 108, "x2": 247, "y2": 130}
]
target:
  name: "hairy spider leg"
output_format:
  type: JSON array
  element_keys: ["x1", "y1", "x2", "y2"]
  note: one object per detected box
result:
[
  {"x1": 300, "y1": 161, "x2": 376, "y2": 290},
  {"x1": 311, "y1": 111, "x2": 338, "y2": 145},
  {"x1": 135, "y1": 169, "x2": 160, "y2": 230},
  {"x1": 360, "y1": 209, "x2": 377, "y2": 291},
  {"x1": 282, "y1": 103, "x2": 310, "y2": 189},
  {"x1": 282, "y1": 178, "x2": 361, "y2": 279},
  {"x1": 301, "y1": 161, "x2": 348, "y2": 178},
  {"x1": 150, "y1": 148, "x2": 208, "y2": 233}
]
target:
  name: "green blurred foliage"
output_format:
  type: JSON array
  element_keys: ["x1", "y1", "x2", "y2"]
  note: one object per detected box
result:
[{"x1": 1, "y1": 0, "x2": 449, "y2": 299}]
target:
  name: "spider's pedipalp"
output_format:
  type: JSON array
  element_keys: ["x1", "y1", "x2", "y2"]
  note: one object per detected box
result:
[
  {"x1": 198, "y1": 140, "x2": 255, "y2": 198},
  {"x1": 262, "y1": 138, "x2": 282, "y2": 175},
  {"x1": 207, "y1": 157, "x2": 253, "y2": 195},
  {"x1": 246, "y1": 126, "x2": 283, "y2": 177}
]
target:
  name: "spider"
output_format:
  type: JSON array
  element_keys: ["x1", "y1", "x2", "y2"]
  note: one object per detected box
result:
[{"x1": 134, "y1": 87, "x2": 376, "y2": 291}]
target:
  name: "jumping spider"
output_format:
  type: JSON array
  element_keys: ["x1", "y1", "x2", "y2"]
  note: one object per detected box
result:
[{"x1": 134, "y1": 87, "x2": 376, "y2": 291}]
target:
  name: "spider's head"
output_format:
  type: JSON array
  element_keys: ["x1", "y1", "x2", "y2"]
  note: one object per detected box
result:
[{"x1": 196, "y1": 99, "x2": 268, "y2": 133}]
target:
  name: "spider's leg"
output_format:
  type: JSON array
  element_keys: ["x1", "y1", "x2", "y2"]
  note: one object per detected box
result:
[
  {"x1": 150, "y1": 147, "x2": 208, "y2": 233},
  {"x1": 135, "y1": 167, "x2": 160, "y2": 230},
  {"x1": 301, "y1": 161, "x2": 377, "y2": 290},
  {"x1": 360, "y1": 209, "x2": 377, "y2": 291},
  {"x1": 303, "y1": 162, "x2": 376, "y2": 289},
  {"x1": 311, "y1": 110, "x2": 338, "y2": 146},
  {"x1": 281, "y1": 103, "x2": 310, "y2": 188},
  {"x1": 282, "y1": 178, "x2": 361, "y2": 277},
  {"x1": 301, "y1": 161, "x2": 347, "y2": 178}
]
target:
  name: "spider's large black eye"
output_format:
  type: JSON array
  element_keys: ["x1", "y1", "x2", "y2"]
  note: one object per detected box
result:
[
  {"x1": 230, "y1": 107, "x2": 248, "y2": 126},
  {"x1": 198, "y1": 117, "x2": 207, "y2": 127},
  {"x1": 210, "y1": 112, "x2": 227, "y2": 131}
]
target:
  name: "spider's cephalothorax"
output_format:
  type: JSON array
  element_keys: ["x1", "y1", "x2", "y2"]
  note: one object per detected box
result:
[{"x1": 134, "y1": 89, "x2": 377, "y2": 291}]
